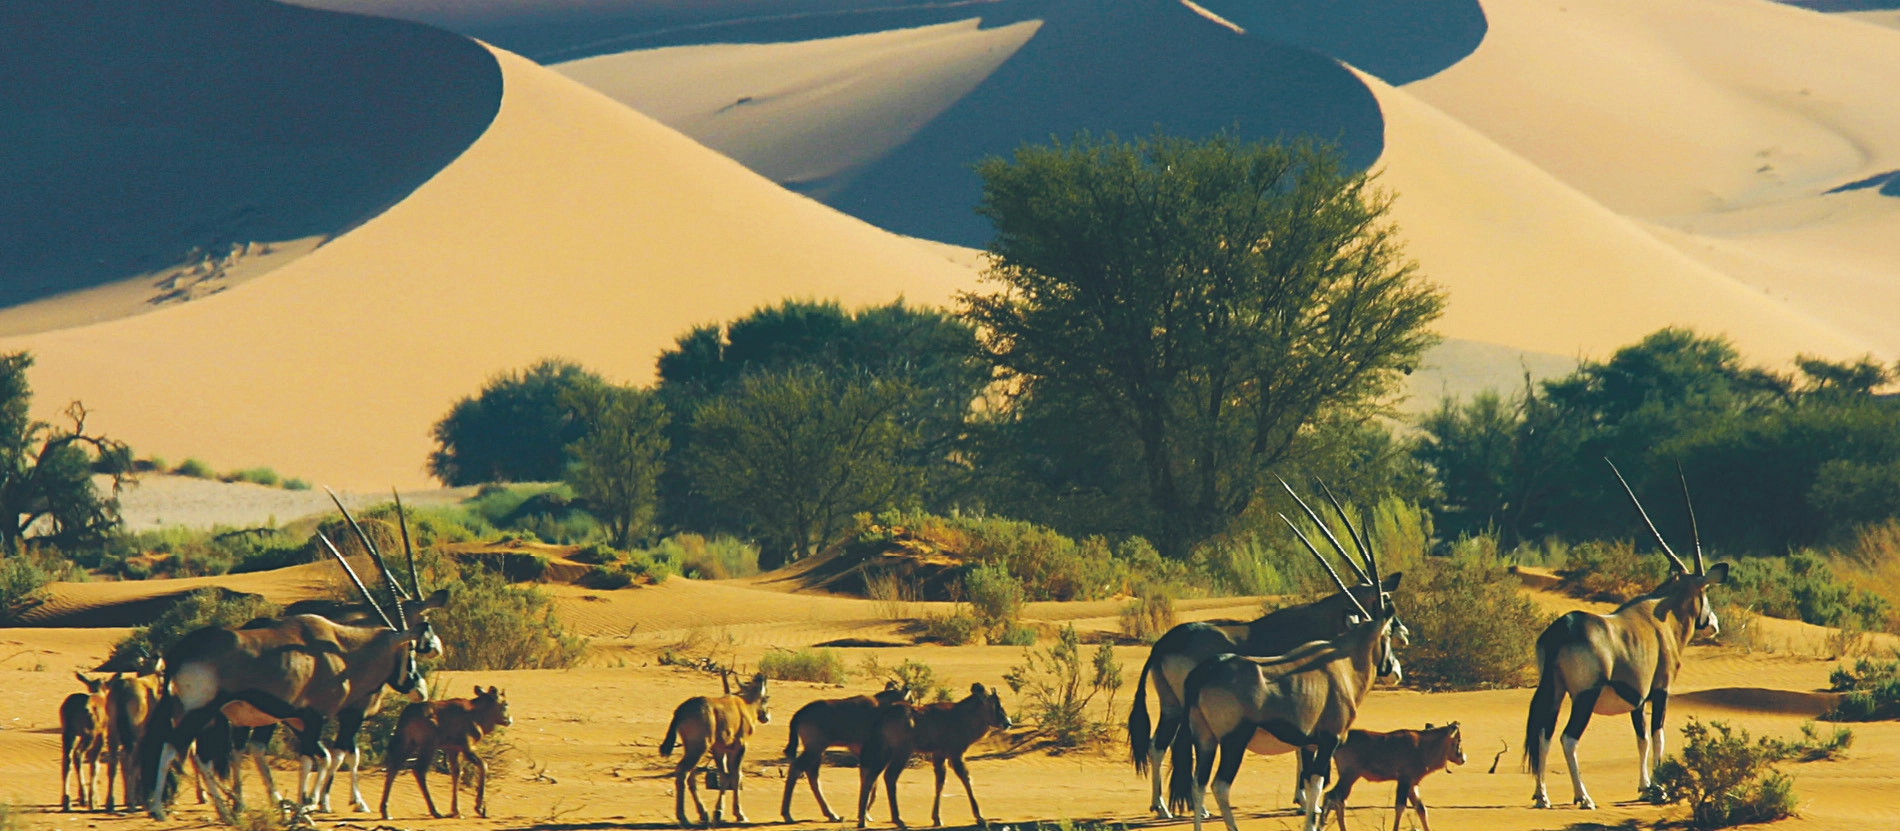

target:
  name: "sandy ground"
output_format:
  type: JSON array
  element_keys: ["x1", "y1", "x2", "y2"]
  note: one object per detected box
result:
[{"x1": 6, "y1": 565, "x2": 1899, "y2": 831}]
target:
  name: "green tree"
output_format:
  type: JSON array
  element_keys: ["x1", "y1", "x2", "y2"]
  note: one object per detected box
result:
[
  {"x1": 0, "y1": 353, "x2": 132, "y2": 554},
  {"x1": 962, "y1": 133, "x2": 1445, "y2": 557},
  {"x1": 687, "y1": 367, "x2": 920, "y2": 565},
  {"x1": 428, "y1": 359, "x2": 606, "y2": 485},
  {"x1": 564, "y1": 384, "x2": 669, "y2": 549}
]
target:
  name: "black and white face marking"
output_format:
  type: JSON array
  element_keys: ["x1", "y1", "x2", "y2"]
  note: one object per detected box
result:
[
  {"x1": 1377, "y1": 618, "x2": 1403, "y2": 685},
  {"x1": 1695, "y1": 592, "x2": 1720, "y2": 636}
]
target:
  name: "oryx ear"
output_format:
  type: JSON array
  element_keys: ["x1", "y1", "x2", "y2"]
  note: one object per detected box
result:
[
  {"x1": 884, "y1": 680, "x2": 900, "y2": 691},
  {"x1": 1380, "y1": 571, "x2": 1402, "y2": 591},
  {"x1": 473, "y1": 684, "x2": 482, "y2": 695},
  {"x1": 1704, "y1": 562, "x2": 1729, "y2": 584},
  {"x1": 420, "y1": 588, "x2": 449, "y2": 612},
  {"x1": 1426, "y1": 722, "x2": 1434, "y2": 729},
  {"x1": 971, "y1": 682, "x2": 986, "y2": 696}
]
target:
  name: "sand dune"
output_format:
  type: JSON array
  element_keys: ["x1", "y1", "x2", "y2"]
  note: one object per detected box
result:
[
  {"x1": 0, "y1": 0, "x2": 499, "y2": 316},
  {"x1": 0, "y1": 42, "x2": 980, "y2": 490}
]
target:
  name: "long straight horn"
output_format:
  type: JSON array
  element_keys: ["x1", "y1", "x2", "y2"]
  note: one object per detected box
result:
[
  {"x1": 1279, "y1": 514, "x2": 1371, "y2": 620},
  {"x1": 1317, "y1": 479, "x2": 1380, "y2": 592},
  {"x1": 316, "y1": 531, "x2": 396, "y2": 629},
  {"x1": 1279, "y1": 476, "x2": 1374, "y2": 585},
  {"x1": 1605, "y1": 459, "x2": 1690, "y2": 574},
  {"x1": 393, "y1": 489, "x2": 424, "y2": 596},
  {"x1": 325, "y1": 487, "x2": 411, "y2": 604},
  {"x1": 1677, "y1": 463, "x2": 1705, "y2": 575}
]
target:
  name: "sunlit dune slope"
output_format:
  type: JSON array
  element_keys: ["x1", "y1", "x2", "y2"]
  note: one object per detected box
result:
[
  {"x1": 0, "y1": 47, "x2": 979, "y2": 490},
  {"x1": 0, "y1": 0, "x2": 500, "y2": 317}
]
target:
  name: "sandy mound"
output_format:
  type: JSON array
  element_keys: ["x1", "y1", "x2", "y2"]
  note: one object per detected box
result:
[
  {"x1": 0, "y1": 0, "x2": 499, "y2": 323},
  {"x1": 0, "y1": 38, "x2": 981, "y2": 490}
]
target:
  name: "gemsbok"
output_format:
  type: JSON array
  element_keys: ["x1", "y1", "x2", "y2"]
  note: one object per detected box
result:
[
  {"x1": 225, "y1": 490, "x2": 446, "y2": 813},
  {"x1": 379, "y1": 685, "x2": 513, "y2": 819},
  {"x1": 781, "y1": 680, "x2": 912, "y2": 822},
  {"x1": 1130, "y1": 479, "x2": 1403, "y2": 817},
  {"x1": 145, "y1": 512, "x2": 442, "y2": 822},
  {"x1": 1321, "y1": 722, "x2": 1466, "y2": 831},
  {"x1": 1167, "y1": 513, "x2": 1405, "y2": 831},
  {"x1": 855, "y1": 682, "x2": 1013, "y2": 830},
  {"x1": 60, "y1": 674, "x2": 111, "y2": 811},
  {"x1": 104, "y1": 661, "x2": 165, "y2": 811},
  {"x1": 1524, "y1": 461, "x2": 1729, "y2": 810},
  {"x1": 661, "y1": 672, "x2": 772, "y2": 827}
]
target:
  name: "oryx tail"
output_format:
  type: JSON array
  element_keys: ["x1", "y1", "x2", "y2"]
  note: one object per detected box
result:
[{"x1": 1128, "y1": 646, "x2": 1162, "y2": 773}]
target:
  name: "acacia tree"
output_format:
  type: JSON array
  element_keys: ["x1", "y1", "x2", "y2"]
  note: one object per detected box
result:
[
  {"x1": 428, "y1": 359, "x2": 606, "y2": 485},
  {"x1": 686, "y1": 367, "x2": 920, "y2": 565},
  {"x1": 963, "y1": 133, "x2": 1444, "y2": 558},
  {"x1": 563, "y1": 384, "x2": 668, "y2": 549},
  {"x1": 0, "y1": 352, "x2": 132, "y2": 554}
]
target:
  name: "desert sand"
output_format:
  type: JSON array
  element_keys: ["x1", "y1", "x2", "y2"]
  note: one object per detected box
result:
[{"x1": 5, "y1": 563, "x2": 1898, "y2": 831}]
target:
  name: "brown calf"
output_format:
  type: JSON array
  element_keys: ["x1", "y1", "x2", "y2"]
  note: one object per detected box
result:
[
  {"x1": 661, "y1": 672, "x2": 771, "y2": 827},
  {"x1": 379, "y1": 685, "x2": 513, "y2": 819},
  {"x1": 781, "y1": 680, "x2": 911, "y2": 822},
  {"x1": 856, "y1": 682, "x2": 1012, "y2": 829},
  {"x1": 104, "y1": 668, "x2": 165, "y2": 811},
  {"x1": 61, "y1": 674, "x2": 110, "y2": 811},
  {"x1": 1322, "y1": 722, "x2": 1466, "y2": 831}
]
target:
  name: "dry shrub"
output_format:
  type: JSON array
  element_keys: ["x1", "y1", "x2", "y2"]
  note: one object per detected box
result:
[
  {"x1": 923, "y1": 607, "x2": 982, "y2": 645},
  {"x1": 1004, "y1": 624, "x2": 1121, "y2": 748},
  {"x1": 866, "y1": 569, "x2": 917, "y2": 620},
  {"x1": 1119, "y1": 590, "x2": 1176, "y2": 643},
  {"x1": 1397, "y1": 535, "x2": 1549, "y2": 690},
  {"x1": 1651, "y1": 718, "x2": 1797, "y2": 828},
  {"x1": 1560, "y1": 539, "x2": 1666, "y2": 602},
  {"x1": 1711, "y1": 602, "x2": 1766, "y2": 653},
  {"x1": 759, "y1": 647, "x2": 847, "y2": 684},
  {"x1": 432, "y1": 569, "x2": 586, "y2": 670}
]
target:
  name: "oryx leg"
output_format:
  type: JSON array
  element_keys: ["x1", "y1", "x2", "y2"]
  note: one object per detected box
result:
[
  {"x1": 1303, "y1": 736, "x2": 1340, "y2": 831},
  {"x1": 413, "y1": 745, "x2": 444, "y2": 818},
  {"x1": 1561, "y1": 687, "x2": 1602, "y2": 810},
  {"x1": 448, "y1": 745, "x2": 464, "y2": 818},
  {"x1": 674, "y1": 738, "x2": 709, "y2": 827},
  {"x1": 1631, "y1": 706, "x2": 1651, "y2": 793},
  {"x1": 243, "y1": 724, "x2": 284, "y2": 808},
  {"x1": 1209, "y1": 729, "x2": 1253, "y2": 831},
  {"x1": 1649, "y1": 690, "x2": 1670, "y2": 796},
  {"x1": 1189, "y1": 734, "x2": 1219, "y2": 831},
  {"x1": 728, "y1": 744, "x2": 748, "y2": 824},
  {"x1": 1148, "y1": 707, "x2": 1183, "y2": 818},
  {"x1": 1406, "y1": 782, "x2": 1429, "y2": 831},
  {"x1": 950, "y1": 755, "x2": 984, "y2": 827},
  {"x1": 1527, "y1": 685, "x2": 1564, "y2": 809},
  {"x1": 469, "y1": 749, "x2": 491, "y2": 818},
  {"x1": 931, "y1": 756, "x2": 948, "y2": 827}
]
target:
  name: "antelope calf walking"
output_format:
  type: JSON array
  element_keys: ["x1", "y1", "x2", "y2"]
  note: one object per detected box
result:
[
  {"x1": 661, "y1": 672, "x2": 771, "y2": 827},
  {"x1": 1321, "y1": 722, "x2": 1466, "y2": 831},
  {"x1": 856, "y1": 682, "x2": 1013, "y2": 829},
  {"x1": 781, "y1": 680, "x2": 911, "y2": 822},
  {"x1": 379, "y1": 685, "x2": 513, "y2": 819},
  {"x1": 61, "y1": 674, "x2": 111, "y2": 811},
  {"x1": 1525, "y1": 462, "x2": 1729, "y2": 810},
  {"x1": 104, "y1": 667, "x2": 165, "y2": 811}
]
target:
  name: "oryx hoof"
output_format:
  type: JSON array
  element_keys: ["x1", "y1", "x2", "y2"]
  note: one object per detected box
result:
[
  {"x1": 825, "y1": 812, "x2": 844, "y2": 823},
  {"x1": 1575, "y1": 797, "x2": 1597, "y2": 810}
]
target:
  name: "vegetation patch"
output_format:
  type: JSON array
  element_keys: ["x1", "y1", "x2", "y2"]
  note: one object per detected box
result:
[
  {"x1": 1824, "y1": 656, "x2": 1900, "y2": 721},
  {"x1": 1398, "y1": 537, "x2": 1550, "y2": 690},
  {"x1": 1650, "y1": 718, "x2": 1798, "y2": 828},
  {"x1": 111, "y1": 587, "x2": 280, "y2": 667},
  {"x1": 1004, "y1": 624, "x2": 1122, "y2": 749},
  {"x1": 430, "y1": 568, "x2": 586, "y2": 671},
  {"x1": 758, "y1": 647, "x2": 847, "y2": 685}
]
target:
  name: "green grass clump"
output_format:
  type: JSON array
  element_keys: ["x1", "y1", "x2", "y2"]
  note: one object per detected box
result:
[
  {"x1": 1004, "y1": 624, "x2": 1121, "y2": 748},
  {"x1": 1824, "y1": 656, "x2": 1900, "y2": 721},
  {"x1": 649, "y1": 533, "x2": 758, "y2": 580},
  {"x1": 1651, "y1": 718, "x2": 1798, "y2": 828},
  {"x1": 225, "y1": 467, "x2": 279, "y2": 487},
  {"x1": 174, "y1": 458, "x2": 214, "y2": 478},
  {"x1": 759, "y1": 647, "x2": 847, "y2": 684},
  {"x1": 1119, "y1": 588, "x2": 1176, "y2": 643},
  {"x1": 923, "y1": 608, "x2": 981, "y2": 645}
]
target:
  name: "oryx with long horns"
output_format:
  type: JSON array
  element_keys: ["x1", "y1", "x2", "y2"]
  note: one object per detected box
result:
[
  {"x1": 145, "y1": 489, "x2": 445, "y2": 821},
  {"x1": 1129, "y1": 479, "x2": 1403, "y2": 818},
  {"x1": 1166, "y1": 496, "x2": 1406, "y2": 831},
  {"x1": 1524, "y1": 461, "x2": 1728, "y2": 810},
  {"x1": 223, "y1": 489, "x2": 447, "y2": 814}
]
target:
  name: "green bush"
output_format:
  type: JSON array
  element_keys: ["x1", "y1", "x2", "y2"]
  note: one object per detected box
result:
[
  {"x1": 226, "y1": 467, "x2": 279, "y2": 487},
  {"x1": 871, "y1": 509, "x2": 1184, "y2": 601},
  {"x1": 1560, "y1": 539, "x2": 1668, "y2": 602},
  {"x1": 1765, "y1": 721, "x2": 1853, "y2": 762},
  {"x1": 0, "y1": 552, "x2": 65, "y2": 620},
  {"x1": 1119, "y1": 589, "x2": 1176, "y2": 643},
  {"x1": 651, "y1": 533, "x2": 758, "y2": 580},
  {"x1": 759, "y1": 647, "x2": 847, "y2": 684},
  {"x1": 923, "y1": 608, "x2": 982, "y2": 645},
  {"x1": 1004, "y1": 624, "x2": 1121, "y2": 748},
  {"x1": 966, "y1": 564, "x2": 1024, "y2": 626},
  {"x1": 111, "y1": 587, "x2": 280, "y2": 666},
  {"x1": 431, "y1": 569, "x2": 586, "y2": 670},
  {"x1": 174, "y1": 458, "x2": 214, "y2": 478},
  {"x1": 94, "y1": 526, "x2": 309, "y2": 579},
  {"x1": 1725, "y1": 552, "x2": 1889, "y2": 631},
  {"x1": 283, "y1": 478, "x2": 311, "y2": 491},
  {"x1": 1398, "y1": 535, "x2": 1550, "y2": 690},
  {"x1": 1824, "y1": 656, "x2": 1900, "y2": 721},
  {"x1": 1651, "y1": 718, "x2": 1798, "y2": 828}
]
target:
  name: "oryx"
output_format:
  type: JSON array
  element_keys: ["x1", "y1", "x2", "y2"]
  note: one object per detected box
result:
[
  {"x1": 1524, "y1": 461, "x2": 1729, "y2": 810},
  {"x1": 145, "y1": 492, "x2": 444, "y2": 821},
  {"x1": 223, "y1": 490, "x2": 446, "y2": 813},
  {"x1": 1167, "y1": 511, "x2": 1405, "y2": 831},
  {"x1": 1129, "y1": 479, "x2": 1403, "y2": 818}
]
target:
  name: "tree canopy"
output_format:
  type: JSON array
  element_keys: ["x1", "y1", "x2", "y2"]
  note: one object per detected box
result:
[
  {"x1": 0, "y1": 352, "x2": 131, "y2": 554},
  {"x1": 428, "y1": 359, "x2": 606, "y2": 485},
  {"x1": 962, "y1": 133, "x2": 1445, "y2": 557}
]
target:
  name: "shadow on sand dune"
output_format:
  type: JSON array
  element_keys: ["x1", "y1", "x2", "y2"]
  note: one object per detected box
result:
[{"x1": 0, "y1": 0, "x2": 501, "y2": 303}]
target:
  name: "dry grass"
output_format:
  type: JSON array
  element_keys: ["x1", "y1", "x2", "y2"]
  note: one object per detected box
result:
[
  {"x1": 1118, "y1": 592, "x2": 1175, "y2": 643},
  {"x1": 866, "y1": 569, "x2": 917, "y2": 620}
]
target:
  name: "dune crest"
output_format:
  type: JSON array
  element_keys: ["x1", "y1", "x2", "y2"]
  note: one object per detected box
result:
[{"x1": 0, "y1": 46, "x2": 979, "y2": 490}]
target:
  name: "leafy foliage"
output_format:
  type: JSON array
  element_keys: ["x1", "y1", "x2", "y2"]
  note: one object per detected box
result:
[
  {"x1": 1824, "y1": 656, "x2": 1900, "y2": 721},
  {"x1": 430, "y1": 568, "x2": 586, "y2": 670},
  {"x1": 688, "y1": 367, "x2": 921, "y2": 564},
  {"x1": 1397, "y1": 536, "x2": 1549, "y2": 690},
  {"x1": 428, "y1": 359, "x2": 606, "y2": 485},
  {"x1": 111, "y1": 587, "x2": 280, "y2": 667},
  {"x1": 0, "y1": 352, "x2": 131, "y2": 554},
  {"x1": 964, "y1": 132, "x2": 1444, "y2": 557},
  {"x1": 562, "y1": 383, "x2": 668, "y2": 548},
  {"x1": 758, "y1": 647, "x2": 847, "y2": 684},
  {"x1": 1004, "y1": 624, "x2": 1123, "y2": 748},
  {"x1": 1651, "y1": 718, "x2": 1798, "y2": 828},
  {"x1": 868, "y1": 509, "x2": 1189, "y2": 601}
]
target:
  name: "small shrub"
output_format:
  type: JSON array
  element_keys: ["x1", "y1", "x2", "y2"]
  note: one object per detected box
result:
[
  {"x1": 585, "y1": 564, "x2": 636, "y2": 589},
  {"x1": 174, "y1": 458, "x2": 214, "y2": 478},
  {"x1": 965, "y1": 564, "x2": 1026, "y2": 642},
  {"x1": 1765, "y1": 721, "x2": 1853, "y2": 762},
  {"x1": 431, "y1": 568, "x2": 586, "y2": 670},
  {"x1": 886, "y1": 658, "x2": 953, "y2": 703},
  {"x1": 1119, "y1": 589, "x2": 1176, "y2": 643},
  {"x1": 112, "y1": 587, "x2": 280, "y2": 667},
  {"x1": 870, "y1": 509, "x2": 1185, "y2": 601},
  {"x1": 993, "y1": 624, "x2": 1038, "y2": 646},
  {"x1": 1004, "y1": 624, "x2": 1122, "y2": 748},
  {"x1": 1561, "y1": 539, "x2": 1666, "y2": 602},
  {"x1": 283, "y1": 478, "x2": 311, "y2": 491},
  {"x1": 923, "y1": 608, "x2": 982, "y2": 645},
  {"x1": 866, "y1": 569, "x2": 917, "y2": 620},
  {"x1": 654, "y1": 533, "x2": 759, "y2": 580},
  {"x1": 1650, "y1": 718, "x2": 1797, "y2": 828},
  {"x1": 1724, "y1": 552, "x2": 1889, "y2": 632},
  {"x1": 228, "y1": 467, "x2": 279, "y2": 487},
  {"x1": 759, "y1": 647, "x2": 847, "y2": 684},
  {"x1": 1397, "y1": 535, "x2": 1550, "y2": 690},
  {"x1": 0, "y1": 552, "x2": 64, "y2": 620},
  {"x1": 1822, "y1": 656, "x2": 1900, "y2": 721}
]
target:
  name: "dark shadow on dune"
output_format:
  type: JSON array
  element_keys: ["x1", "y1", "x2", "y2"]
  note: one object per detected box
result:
[
  {"x1": 1827, "y1": 169, "x2": 1900, "y2": 196},
  {"x1": 292, "y1": 0, "x2": 1384, "y2": 248},
  {"x1": 1775, "y1": 0, "x2": 1900, "y2": 10},
  {"x1": 1675, "y1": 686, "x2": 1843, "y2": 717},
  {"x1": 1194, "y1": 0, "x2": 1487, "y2": 84},
  {"x1": 0, "y1": 0, "x2": 501, "y2": 304}
]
